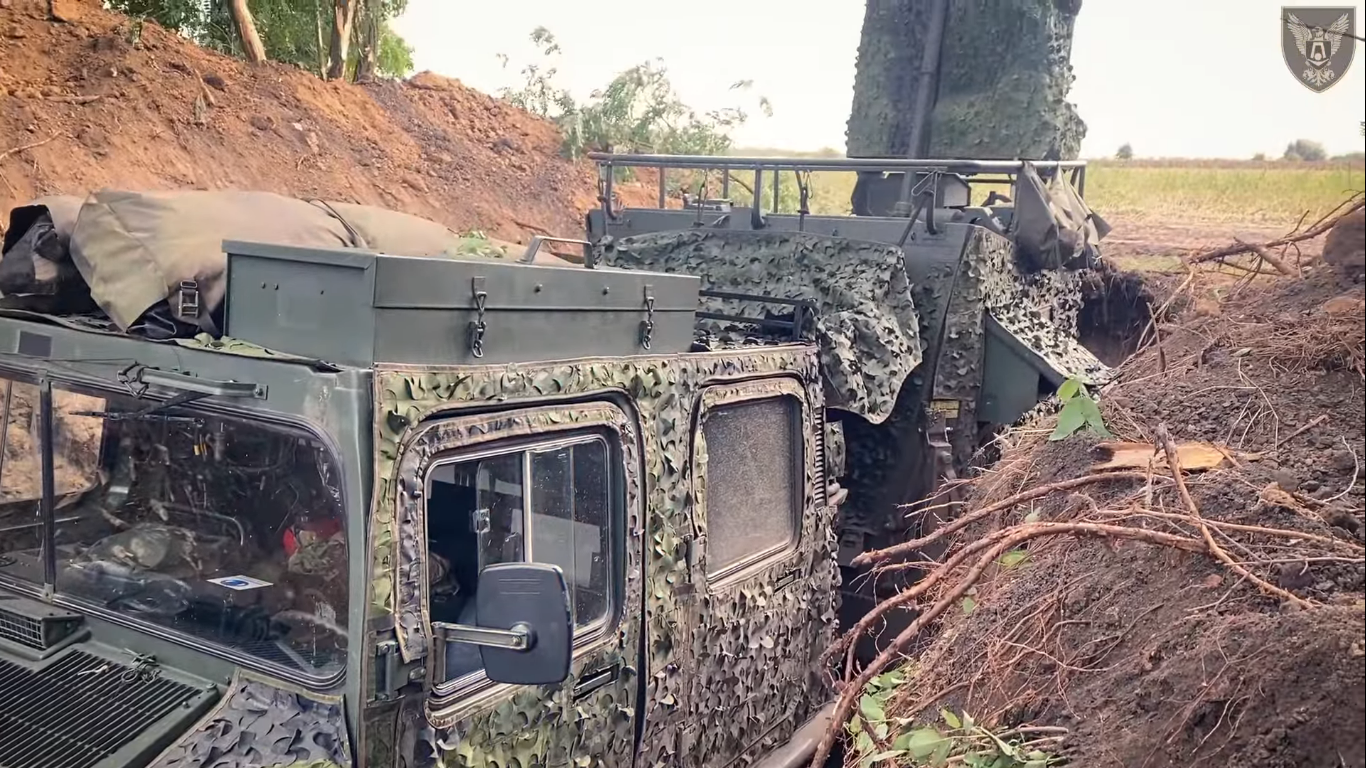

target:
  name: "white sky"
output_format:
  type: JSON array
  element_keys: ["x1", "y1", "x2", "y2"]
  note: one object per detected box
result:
[{"x1": 393, "y1": 0, "x2": 1366, "y2": 159}]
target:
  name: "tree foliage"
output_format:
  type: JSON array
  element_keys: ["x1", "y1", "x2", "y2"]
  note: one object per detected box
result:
[
  {"x1": 1283, "y1": 138, "x2": 1328, "y2": 162},
  {"x1": 1115, "y1": 143, "x2": 1133, "y2": 160},
  {"x1": 494, "y1": 27, "x2": 802, "y2": 209},
  {"x1": 497, "y1": 27, "x2": 772, "y2": 161},
  {"x1": 105, "y1": 0, "x2": 413, "y2": 80}
]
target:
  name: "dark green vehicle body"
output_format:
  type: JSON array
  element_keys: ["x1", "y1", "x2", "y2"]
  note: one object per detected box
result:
[
  {"x1": 0, "y1": 154, "x2": 1108, "y2": 768},
  {"x1": 0, "y1": 236, "x2": 839, "y2": 768}
]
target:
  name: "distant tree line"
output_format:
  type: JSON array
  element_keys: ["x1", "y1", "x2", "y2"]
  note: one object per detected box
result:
[
  {"x1": 105, "y1": 0, "x2": 413, "y2": 81},
  {"x1": 1113, "y1": 139, "x2": 1363, "y2": 163}
]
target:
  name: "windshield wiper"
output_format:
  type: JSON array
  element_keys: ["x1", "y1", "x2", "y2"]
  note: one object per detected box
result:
[
  {"x1": 72, "y1": 364, "x2": 264, "y2": 423},
  {"x1": 74, "y1": 389, "x2": 210, "y2": 423}
]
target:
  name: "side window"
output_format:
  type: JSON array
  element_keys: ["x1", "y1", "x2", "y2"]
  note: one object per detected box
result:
[
  {"x1": 1, "y1": 374, "x2": 104, "y2": 580},
  {"x1": 428, "y1": 434, "x2": 615, "y2": 688},
  {"x1": 702, "y1": 396, "x2": 802, "y2": 578}
]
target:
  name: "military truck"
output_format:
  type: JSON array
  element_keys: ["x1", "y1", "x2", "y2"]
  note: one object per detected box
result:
[
  {"x1": 0, "y1": 152, "x2": 1108, "y2": 768},
  {"x1": 584, "y1": 152, "x2": 1111, "y2": 655}
]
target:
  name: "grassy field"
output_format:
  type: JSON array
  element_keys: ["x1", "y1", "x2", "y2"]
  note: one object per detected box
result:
[
  {"x1": 1077, "y1": 162, "x2": 1364, "y2": 225},
  {"x1": 657, "y1": 152, "x2": 1366, "y2": 230},
  {"x1": 795, "y1": 161, "x2": 1365, "y2": 226}
]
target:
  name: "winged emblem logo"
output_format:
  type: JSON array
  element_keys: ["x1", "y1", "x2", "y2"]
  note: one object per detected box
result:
[{"x1": 1282, "y1": 7, "x2": 1358, "y2": 92}]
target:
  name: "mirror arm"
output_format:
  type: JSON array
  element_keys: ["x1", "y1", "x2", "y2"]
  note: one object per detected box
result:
[{"x1": 433, "y1": 621, "x2": 534, "y2": 651}]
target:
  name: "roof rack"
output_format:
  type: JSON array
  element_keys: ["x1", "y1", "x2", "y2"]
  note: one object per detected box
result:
[
  {"x1": 694, "y1": 289, "x2": 816, "y2": 343},
  {"x1": 587, "y1": 152, "x2": 1089, "y2": 219}
]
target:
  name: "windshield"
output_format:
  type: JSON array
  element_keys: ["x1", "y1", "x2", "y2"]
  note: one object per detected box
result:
[{"x1": 0, "y1": 374, "x2": 348, "y2": 681}]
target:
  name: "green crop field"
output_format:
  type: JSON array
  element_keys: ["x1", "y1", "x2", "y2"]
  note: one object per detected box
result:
[
  {"x1": 1077, "y1": 161, "x2": 1365, "y2": 225},
  {"x1": 657, "y1": 152, "x2": 1365, "y2": 231}
]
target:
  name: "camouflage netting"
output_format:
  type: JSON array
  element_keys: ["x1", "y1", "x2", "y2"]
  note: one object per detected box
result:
[
  {"x1": 148, "y1": 672, "x2": 352, "y2": 768},
  {"x1": 839, "y1": 226, "x2": 1109, "y2": 534},
  {"x1": 595, "y1": 230, "x2": 922, "y2": 425},
  {"x1": 846, "y1": 0, "x2": 1085, "y2": 159},
  {"x1": 363, "y1": 347, "x2": 838, "y2": 768}
]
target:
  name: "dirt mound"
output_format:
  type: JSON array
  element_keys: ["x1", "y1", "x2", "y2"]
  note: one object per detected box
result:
[
  {"x1": 1, "y1": 0, "x2": 599, "y2": 245},
  {"x1": 823, "y1": 264, "x2": 1365, "y2": 768}
]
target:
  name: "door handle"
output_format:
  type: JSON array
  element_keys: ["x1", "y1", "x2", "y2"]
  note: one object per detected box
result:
[{"x1": 572, "y1": 663, "x2": 622, "y2": 700}]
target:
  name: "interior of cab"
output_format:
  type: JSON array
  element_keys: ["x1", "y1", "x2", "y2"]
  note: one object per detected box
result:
[
  {"x1": 425, "y1": 437, "x2": 613, "y2": 686},
  {"x1": 0, "y1": 376, "x2": 350, "y2": 679}
]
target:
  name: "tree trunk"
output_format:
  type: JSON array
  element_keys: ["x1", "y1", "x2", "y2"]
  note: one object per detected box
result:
[
  {"x1": 354, "y1": 0, "x2": 379, "y2": 83},
  {"x1": 228, "y1": 0, "x2": 267, "y2": 64},
  {"x1": 315, "y1": 0, "x2": 328, "y2": 77},
  {"x1": 327, "y1": 0, "x2": 359, "y2": 80}
]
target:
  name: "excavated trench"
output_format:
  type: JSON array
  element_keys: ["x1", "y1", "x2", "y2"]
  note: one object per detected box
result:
[
  {"x1": 836, "y1": 263, "x2": 1155, "y2": 673},
  {"x1": 1077, "y1": 265, "x2": 1155, "y2": 367}
]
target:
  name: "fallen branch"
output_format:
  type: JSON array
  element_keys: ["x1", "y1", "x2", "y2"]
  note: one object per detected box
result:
[
  {"x1": 1186, "y1": 193, "x2": 1364, "y2": 268},
  {"x1": 828, "y1": 519, "x2": 1204, "y2": 679},
  {"x1": 1156, "y1": 424, "x2": 1314, "y2": 609},
  {"x1": 851, "y1": 471, "x2": 1165, "y2": 567},
  {"x1": 0, "y1": 133, "x2": 66, "y2": 164},
  {"x1": 1275, "y1": 414, "x2": 1328, "y2": 448},
  {"x1": 45, "y1": 94, "x2": 102, "y2": 105},
  {"x1": 808, "y1": 522, "x2": 1207, "y2": 768},
  {"x1": 1238, "y1": 239, "x2": 1300, "y2": 277},
  {"x1": 1091, "y1": 506, "x2": 1363, "y2": 552}
]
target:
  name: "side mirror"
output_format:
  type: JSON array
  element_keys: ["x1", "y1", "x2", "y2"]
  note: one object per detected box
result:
[{"x1": 433, "y1": 562, "x2": 573, "y2": 686}]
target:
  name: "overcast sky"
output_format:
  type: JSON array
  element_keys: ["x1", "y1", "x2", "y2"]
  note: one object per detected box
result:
[{"x1": 393, "y1": 0, "x2": 1365, "y2": 159}]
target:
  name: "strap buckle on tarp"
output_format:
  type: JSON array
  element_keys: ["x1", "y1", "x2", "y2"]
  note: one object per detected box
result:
[{"x1": 175, "y1": 280, "x2": 201, "y2": 323}]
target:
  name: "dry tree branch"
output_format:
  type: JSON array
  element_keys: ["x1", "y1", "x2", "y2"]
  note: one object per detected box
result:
[
  {"x1": 1236, "y1": 239, "x2": 1300, "y2": 277},
  {"x1": 1276, "y1": 414, "x2": 1329, "y2": 448},
  {"x1": 808, "y1": 523, "x2": 1207, "y2": 768},
  {"x1": 0, "y1": 133, "x2": 67, "y2": 164},
  {"x1": 1186, "y1": 193, "x2": 1364, "y2": 267},
  {"x1": 1090, "y1": 506, "x2": 1363, "y2": 552},
  {"x1": 1156, "y1": 423, "x2": 1314, "y2": 609},
  {"x1": 851, "y1": 471, "x2": 1166, "y2": 567}
]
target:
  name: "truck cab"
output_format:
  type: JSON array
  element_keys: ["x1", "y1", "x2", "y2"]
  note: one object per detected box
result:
[{"x1": 0, "y1": 234, "x2": 841, "y2": 768}]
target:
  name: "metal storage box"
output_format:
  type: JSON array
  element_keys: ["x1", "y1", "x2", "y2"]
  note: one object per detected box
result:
[{"x1": 221, "y1": 240, "x2": 700, "y2": 367}]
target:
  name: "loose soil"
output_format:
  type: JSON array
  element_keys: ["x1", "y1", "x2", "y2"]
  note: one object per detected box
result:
[
  {"x1": 866, "y1": 262, "x2": 1365, "y2": 768},
  {"x1": 1, "y1": 0, "x2": 603, "y2": 244}
]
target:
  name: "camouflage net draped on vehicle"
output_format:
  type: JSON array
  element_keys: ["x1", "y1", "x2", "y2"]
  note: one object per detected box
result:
[
  {"x1": 595, "y1": 229, "x2": 923, "y2": 425},
  {"x1": 846, "y1": 0, "x2": 1086, "y2": 160}
]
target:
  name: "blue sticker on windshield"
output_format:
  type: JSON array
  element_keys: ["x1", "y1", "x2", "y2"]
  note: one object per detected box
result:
[{"x1": 208, "y1": 575, "x2": 273, "y2": 590}]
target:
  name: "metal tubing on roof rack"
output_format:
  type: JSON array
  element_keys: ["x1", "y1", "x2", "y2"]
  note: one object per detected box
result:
[{"x1": 586, "y1": 152, "x2": 1087, "y2": 172}]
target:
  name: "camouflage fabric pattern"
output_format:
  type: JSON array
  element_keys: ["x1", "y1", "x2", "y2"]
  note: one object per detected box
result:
[
  {"x1": 173, "y1": 333, "x2": 332, "y2": 365},
  {"x1": 595, "y1": 229, "x2": 922, "y2": 425},
  {"x1": 674, "y1": 376, "x2": 837, "y2": 764},
  {"x1": 847, "y1": 0, "x2": 1086, "y2": 160},
  {"x1": 147, "y1": 672, "x2": 352, "y2": 768},
  {"x1": 364, "y1": 346, "x2": 837, "y2": 768},
  {"x1": 840, "y1": 225, "x2": 1111, "y2": 533},
  {"x1": 971, "y1": 227, "x2": 1110, "y2": 387},
  {"x1": 825, "y1": 419, "x2": 846, "y2": 482},
  {"x1": 924, "y1": 226, "x2": 1107, "y2": 470},
  {"x1": 364, "y1": 702, "x2": 402, "y2": 768}
]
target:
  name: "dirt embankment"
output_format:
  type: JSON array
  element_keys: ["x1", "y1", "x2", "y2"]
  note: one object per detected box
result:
[
  {"x1": 831, "y1": 250, "x2": 1364, "y2": 767},
  {"x1": 1, "y1": 0, "x2": 602, "y2": 244}
]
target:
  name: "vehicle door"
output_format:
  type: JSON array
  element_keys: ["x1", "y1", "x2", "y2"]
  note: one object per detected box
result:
[
  {"x1": 390, "y1": 399, "x2": 645, "y2": 767},
  {"x1": 672, "y1": 375, "x2": 838, "y2": 767}
]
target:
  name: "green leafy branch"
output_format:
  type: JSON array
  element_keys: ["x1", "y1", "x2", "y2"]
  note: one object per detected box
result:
[
  {"x1": 848, "y1": 675, "x2": 1064, "y2": 768},
  {"x1": 1048, "y1": 377, "x2": 1110, "y2": 442},
  {"x1": 495, "y1": 27, "x2": 771, "y2": 168}
]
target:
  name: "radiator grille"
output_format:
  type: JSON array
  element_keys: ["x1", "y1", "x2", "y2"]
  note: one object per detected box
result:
[
  {"x1": 0, "y1": 650, "x2": 200, "y2": 768},
  {"x1": 0, "y1": 599, "x2": 82, "y2": 652}
]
